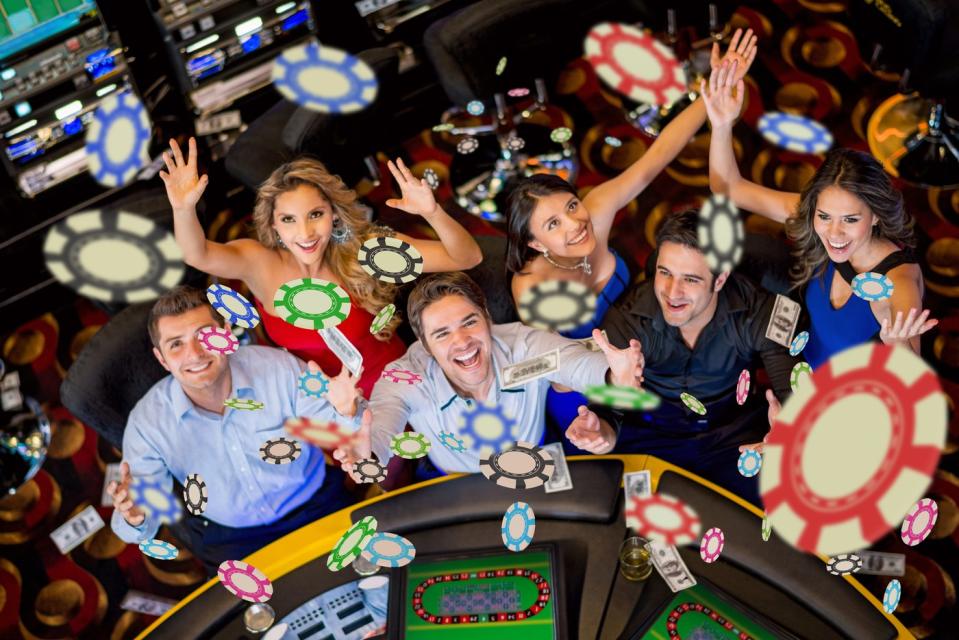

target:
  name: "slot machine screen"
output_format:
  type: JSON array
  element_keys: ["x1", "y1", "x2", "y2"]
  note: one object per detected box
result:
[{"x1": 0, "y1": 0, "x2": 99, "y2": 62}]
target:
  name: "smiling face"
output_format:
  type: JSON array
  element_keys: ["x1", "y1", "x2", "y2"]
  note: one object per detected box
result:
[
  {"x1": 526, "y1": 192, "x2": 596, "y2": 259},
  {"x1": 272, "y1": 184, "x2": 335, "y2": 264},
  {"x1": 420, "y1": 294, "x2": 494, "y2": 398},
  {"x1": 812, "y1": 185, "x2": 877, "y2": 263},
  {"x1": 654, "y1": 241, "x2": 727, "y2": 328},
  {"x1": 152, "y1": 306, "x2": 230, "y2": 394}
]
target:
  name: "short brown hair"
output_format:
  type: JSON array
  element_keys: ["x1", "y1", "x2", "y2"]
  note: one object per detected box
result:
[
  {"x1": 406, "y1": 272, "x2": 489, "y2": 341},
  {"x1": 148, "y1": 285, "x2": 222, "y2": 347},
  {"x1": 655, "y1": 208, "x2": 702, "y2": 251}
]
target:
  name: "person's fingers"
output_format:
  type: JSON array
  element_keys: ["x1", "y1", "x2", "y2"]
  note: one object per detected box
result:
[
  {"x1": 735, "y1": 79, "x2": 745, "y2": 106},
  {"x1": 118, "y1": 498, "x2": 135, "y2": 512},
  {"x1": 396, "y1": 157, "x2": 416, "y2": 182},
  {"x1": 918, "y1": 318, "x2": 939, "y2": 336},
  {"x1": 162, "y1": 151, "x2": 175, "y2": 174},
  {"x1": 120, "y1": 461, "x2": 131, "y2": 482},
  {"x1": 700, "y1": 78, "x2": 709, "y2": 101},
  {"x1": 591, "y1": 328, "x2": 612, "y2": 354},
  {"x1": 736, "y1": 29, "x2": 753, "y2": 55},
  {"x1": 170, "y1": 138, "x2": 185, "y2": 166},
  {"x1": 187, "y1": 136, "x2": 197, "y2": 169},
  {"x1": 728, "y1": 27, "x2": 743, "y2": 54},
  {"x1": 880, "y1": 316, "x2": 889, "y2": 336},
  {"x1": 725, "y1": 60, "x2": 739, "y2": 88},
  {"x1": 710, "y1": 41, "x2": 720, "y2": 67},
  {"x1": 385, "y1": 159, "x2": 405, "y2": 186}
]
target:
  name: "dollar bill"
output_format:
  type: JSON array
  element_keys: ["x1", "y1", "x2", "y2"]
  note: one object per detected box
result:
[
  {"x1": 649, "y1": 540, "x2": 697, "y2": 592},
  {"x1": 1, "y1": 388, "x2": 22, "y2": 411},
  {"x1": 856, "y1": 550, "x2": 906, "y2": 576},
  {"x1": 318, "y1": 326, "x2": 363, "y2": 377},
  {"x1": 624, "y1": 470, "x2": 652, "y2": 503},
  {"x1": 101, "y1": 463, "x2": 122, "y2": 507},
  {"x1": 50, "y1": 505, "x2": 105, "y2": 555},
  {"x1": 542, "y1": 442, "x2": 573, "y2": 493},
  {"x1": 501, "y1": 348, "x2": 560, "y2": 389},
  {"x1": 576, "y1": 330, "x2": 608, "y2": 352},
  {"x1": 1, "y1": 370, "x2": 20, "y2": 391},
  {"x1": 194, "y1": 110, "x2": 242, "y2": 136},
  {"x1": 120, "y1": 590, "x2": 178, "y2": 616},
  {"x1": 765, "y1": 294, "x2": 800, "y2": 347}
]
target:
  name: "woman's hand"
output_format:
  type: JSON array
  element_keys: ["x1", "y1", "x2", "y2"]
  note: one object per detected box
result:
[
  {"x1": 385, "y1": 158, "x2": 438, "y2": 218},
  {"x1": 880, "y1": 308, "x2": 938, "y2": 347},
  {"x1": 159, "y1": 137, "x2": 208, "y2": 212},
  {"x1": 322, "y1": 362, "x2": 364, "y2": 418},
  {"x1": 710, "y1": 27, "x2": 758, "y2": 83},
  {"x1": 701, "y1": 58, "x2": 745, "y2": 130}
]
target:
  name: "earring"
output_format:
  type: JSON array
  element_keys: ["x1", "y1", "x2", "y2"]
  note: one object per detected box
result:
[
  {"x1": 542, "y1": 249, "x2": 549, "y2": 258},
  {"x1": 274, "y1": 230, "x2": 285, "y2": 248},
  {"x1": 331, "y1": 217, "x2": 352, "y2": 244}
]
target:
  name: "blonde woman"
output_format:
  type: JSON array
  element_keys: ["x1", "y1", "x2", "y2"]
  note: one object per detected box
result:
[{"x1": 160, "y1": 138, "x2": 483, "y2": 395}]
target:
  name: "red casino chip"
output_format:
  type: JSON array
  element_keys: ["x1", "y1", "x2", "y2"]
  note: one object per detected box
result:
[
  {"x1": 284, "y1": 417, "x2": 354, "y2": 451},
  {"x1": 760, "y1": 343, "x2": 947, "y2": 555},
  {"x1": 625, "y1": 493, "x2": 701, "y2": 546},
  {"x1": 381, "y1": 368, "x2": 423, "y2": 385},
  {"x1": 584, "y1": 22, "x2": 686, "y2": 106}
]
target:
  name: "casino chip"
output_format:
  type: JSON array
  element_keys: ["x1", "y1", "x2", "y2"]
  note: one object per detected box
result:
[
  {"x1": 790, "y1": 331, "x2": 810, "y2": 356},
  {"x1": 129, "y1": 475, "x2": 182, "y2": 525},
  {"x1": 381, "y1": 368, "x2": 423, "y2": 385},
  {"x1": 297, "y1": 369, "x2": 329, "y2": 398},
  {"x1": 736, "y1": 369, "x2": 751, "y2": 405},
  {"x1": 218, "y1": 560, "x2": 274, "y2": 602},
  {"x1": 272, "y1": 41, "x2": 377, "y2": 113},
  {"x1": 883, "y1": 579, "x2": 901, "y2": 614},
  {"x1": 738, "y1": 449, "x2": 763, "y2": 478},
  {"x1": 480, "y1": 441, "x2": 555, "y2": 489},
  {"x1": 466, "y1": 100, "x2": 485, "y2": 116},
  {"x1": 390, "y1": 432, "x2": 432, "y2": 459},
  {"x1": 826, "y1": 553, "x2": 862, "y2": 576},
  {"x1": 224, "y1": 398, "x2": 264, "y2": 411},
  {"x1": 85, "y1": 91, "x2": 151, "y2": 187},
  {"x1": 437, "y1": 430, "x2": 468, "y2": 453},
  {"x1": 584, "y1": 22, "x2": 686, "y2": 106},
  {"x1": 274, "y1": 278, "x2": 351, "y2": 329},
  {"x1": 358, "y1": 237, "x2": 424, "y2": 284},
  {"x1": 625, "y1": 493, "x2": 702, "y2": 546},
  {"x1": 699, "y1": 527, "x2": 725, "y2": 563},
  {"x1": 502, "y1": 502, "x2": 536, "y2": 552},
  {"x1": 585, "y1": 384, "x2": 661, "y2": 411},
  {"x1": 760, "y1": 342, "x2": 947, "y2": 555},
  {"x1": 183, "y1": 473, "x2": 208, "y2": 516},
  {"x1": 506, "y1": 136, "x2": 526, "y2": 151},
  {"x1": 697, "y1": 195, "x2": 744, "y2": 273},
  {"x1": 285, "y1": 417, "x2": 353, "y2": 451},
  {"x1": 432, "y1": 123, "x2": 454, "y2": 132},
  {"x1": 197, "y1": 326, "x2": 239, "y2": 355},
  {"x1": 139, "y1": 539, "x2": 179, "y2": 561},
  {"x1": 851, "y1": 272, "x2": 895, "y2": 302},
  {"x1": 43, "y1": 210, "x2": 184, "y2": 303},
  {"x1": 790, "y1": 361, "x2": 813, "y2": 392},
  {"x1": 496, "y1": 56, "x2": 507, "y2": 76},
  {"x1": 457, "y1": 137, "x2": 479, "y2": 154},
  {"x1": 259, "y1": 437, "x2": 302, "y2": 465},
  {"x1": 605, "y1": 135, "x2": 623, "y2": 147},
  {"x1": 370, "y1": 303, "x2": 396, "y2": 334},
  {"x1": 900, "y1": 497, "x2": 938, "y2": 546},
  {"x1": 761, "y1": 515, "x2": 772, "y2": 541},
  {"x1": 457, "y1": 402, "x2": 520, "y2": 458},
  {"x1": 422, "y1": 169, "x2": 440, "y2": 190},
  {"x1": 680, "y1": 392, "x2": 707, "y2": 416},
  {"x1": 550, "y1": 127, "x2": 572, "y2": 143},
  {"x1": 206, "y1": 284, "x2": 260, "y2": 329},
  {"x1": 758, "y1": 112, "x2": 833, "y2": 154},
  {"x1": 507, "y1": 87, "x2": 530, "y2": 97},
  {"x1": 360, "y1": 532, "x2": 416, "y2": 568},
  {"x1": 517, "y1": 280, "x2": 597, "y2": 333},
  {"x1": 328, "y1": 515, "x2": 377, "y2": 571},
  {"x1": 353, "y1": 458, "x2": 388, "y2": 484}
]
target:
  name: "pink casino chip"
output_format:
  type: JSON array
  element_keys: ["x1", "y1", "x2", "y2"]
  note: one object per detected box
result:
[
  {"x1": 198, "y1": 326, "x2": 239, "y2": 355},
  {"x1": 900, "y1": 497, "x2": 938, "y2": 546},
  {"x1": 736, "y1": 369, "x2": 750, "y2": 405},
  {"x1": 217, "y1": 560, "x2": 273, "y2": 602},
  {"x1": 381, "y1": 368, "x2": 423, "y2": 385},
  {"x1": 700, "y1": 527, "x2": 725, "y2": 563}
]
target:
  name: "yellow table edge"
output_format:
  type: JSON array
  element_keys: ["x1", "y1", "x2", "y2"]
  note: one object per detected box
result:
[{"x1": 138, "y1": 454, "x2": 914, "y2": 639}]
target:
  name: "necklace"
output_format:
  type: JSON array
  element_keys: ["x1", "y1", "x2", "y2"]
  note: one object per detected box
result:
[{"x1": 543, "y1": 251, "x2": 592, "y2": 275}]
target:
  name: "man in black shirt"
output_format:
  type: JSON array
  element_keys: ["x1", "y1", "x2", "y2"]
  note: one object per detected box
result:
[{"x1": 593, "y1": 209, "x2": 800, "y2": 505}]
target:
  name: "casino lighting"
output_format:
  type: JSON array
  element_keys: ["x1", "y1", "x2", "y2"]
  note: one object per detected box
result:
[
  {"x1": 5, "y1": 119, "x2": 37, "y2": 137},
  {"x1": 234, "y1": 17, "x2": 263, "y2": 38},
  {"x1": 185, "y1": 34, "x2": 219, "y2": 54},
  {"x1": 54, "y1": 100, "x2": 83, "y2": 121},
  {"x1": 275, "y1": 2, "x2": 297, "y2": 13},
  {"x1": 95, "y1": 84, "x2": 117, "y2": 97}
]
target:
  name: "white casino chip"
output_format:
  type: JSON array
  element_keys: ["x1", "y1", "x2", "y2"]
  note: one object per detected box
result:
[
  {"x1": 360, "y1": 531, "x2": 416, "y2": 567},
  {"x1": 697, "y1": 195, "x2": 744, "y2": 273},
  {"x1": 272, "y1": 41, "x2": 377, "y2": 113},
  {"x1": 517, "y1": 280, "x2": 597, "y2": 333},
  {"x1": 457, "y1": 137, "x2": 479, "y2": 154},
  {"x1": 758, "y1": 112, "x2": 834, "y2": 155},
  {"x1": 480, "y1": 441, "x2": 555, "y2": 489},
  {"x1": 85, "y1": 91, "x2": 152, "y2": 187},
  {"x1": 183, "y1": 473, "x2": 208, "y2": 516}
]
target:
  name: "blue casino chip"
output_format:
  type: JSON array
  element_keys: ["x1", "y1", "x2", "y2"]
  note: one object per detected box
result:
[
  {"x1": 206, "y1": 284, "x2": 261, "y2": 329},
  {"x1": 456, "y1": 401, "x2": 519, "y2": 459},
  {"x1": 298, "y1": 369, "x2": 329, "y2": 398},
  {"x1": 129, "y1": 475, "x2": 182, "y2": 525},
  {"x1": 139, "y1": 538, "x2": 179, "y2": 560},
  {"x1": 501, "y1": 501, "x2": 536, "y2": 552},
  {"x1": 272, "y1": 41, "x2": 378, "y2": 113},
  {"x1": 883, "y1": 579, "x2": 901, "y2": 614},
  {"x1": 738, "y1": 449, "x2": 763, "y2": 478},
  {"x1": 85, "y1": 91, "x2": 152, "y2": 187},
  {"x1": 437, "y1": 430, "x2": 467, "y2": 453},
  {"x1": 757, "y1": 111, "x2": 833, "y2": 155},
  {"x1": 360, "y1": 532, "x2": 416, "y2": 568},
  {"x1": 466, "y1": 100, "x2": 485, "y2": 116},
  {"x1": 789, "y1": 331, "x2": 809, "y2": 356},
  {"x1": 851, "y1": 272, "x2": 895, "y2": 302}
]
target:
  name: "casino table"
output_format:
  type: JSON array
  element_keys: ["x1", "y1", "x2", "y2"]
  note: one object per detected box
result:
[{"x1": 137, "y1": 455, "x2": 913, "y2": 640}]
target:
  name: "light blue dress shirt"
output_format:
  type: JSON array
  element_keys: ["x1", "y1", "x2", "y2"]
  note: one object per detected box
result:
[{"x1": 111, "y1": 345, "x2": 358, "y2": 543}]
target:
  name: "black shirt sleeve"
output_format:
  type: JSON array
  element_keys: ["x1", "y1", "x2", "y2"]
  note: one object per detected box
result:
[{"x1": 748, "y1": 290, "x2": 801, "y2": 400}]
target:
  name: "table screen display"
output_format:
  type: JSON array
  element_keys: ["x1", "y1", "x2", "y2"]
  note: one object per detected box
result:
[
  {"x1": 404, "y1": 548, "x2": 557, "y2": 639},
  {"x1": 636, "y1": 583, "x2": 787, "y2": 640}
]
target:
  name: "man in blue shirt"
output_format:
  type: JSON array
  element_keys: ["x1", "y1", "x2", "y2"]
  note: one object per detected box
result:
[{"x1": 106, "y1": 285, "x2": 363, "y2": 574}]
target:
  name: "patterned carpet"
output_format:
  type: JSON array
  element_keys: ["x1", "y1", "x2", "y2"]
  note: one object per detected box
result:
[{"x1": 1, "y1": 1, "x2": 958, "y2": 638}]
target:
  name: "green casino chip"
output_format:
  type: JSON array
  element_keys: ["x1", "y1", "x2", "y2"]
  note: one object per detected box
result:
[
  {"x1": 273, "y1": 278, "x2": 351, "y2": 330},
  {"x1": 680, "y1": 392, "x2": 706, "y2": 416},
  {"x1": 585, "y1": 384, "x2": 661, "y2": 411},
  {"x1": 224, "y1": 398, "x2": 264, "y2": 411},
  {"x1": 370, "y1": 303, "x2": 396, "y2": 334},
  {"x1": 762, "y1": 515, "x2": 772, "y2": 541},
  {"x1": 790, "y1": 361, "x2": 813, "y2": 392},
  {"x1": 389, "y1": 432, "x2": 432, "y2": 459},
  {"x1": 327, "y1": 515, "x2": 377, "y2": 572},
  {"x1": 550, "y1": 127, "x2": 572, "y2": 143}
]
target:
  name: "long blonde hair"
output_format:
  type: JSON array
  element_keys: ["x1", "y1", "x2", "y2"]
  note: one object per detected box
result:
[{"x1": 252, "y1": 157, "x2": 400, "y2": 340}]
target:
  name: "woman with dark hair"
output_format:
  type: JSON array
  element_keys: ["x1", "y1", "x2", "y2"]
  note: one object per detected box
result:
[
  {"x1": 506, "y1": 31, "x2": 758, "y2": 436},
  {"x1": 702, "y1": 61, "x2": 936, "y2": 368}
]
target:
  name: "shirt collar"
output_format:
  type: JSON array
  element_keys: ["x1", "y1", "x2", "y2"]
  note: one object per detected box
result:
[{"x1": 170, "y1": 356, "x2": 253, "y2": 418}]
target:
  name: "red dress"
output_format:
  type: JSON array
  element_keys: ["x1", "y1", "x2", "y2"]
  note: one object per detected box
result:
[{"x1": 254, "y1": 298, "x2": 407, "y2": 397}]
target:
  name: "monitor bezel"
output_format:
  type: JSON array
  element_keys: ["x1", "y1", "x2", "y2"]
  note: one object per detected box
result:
[{"x1": 0, "y1": 1, "x2": 102, "y2": 65}]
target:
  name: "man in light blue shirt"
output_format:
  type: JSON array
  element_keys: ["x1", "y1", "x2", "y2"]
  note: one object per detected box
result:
[{"x1": 107, "y1": 286, "x2": 363, "y2": 574}]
